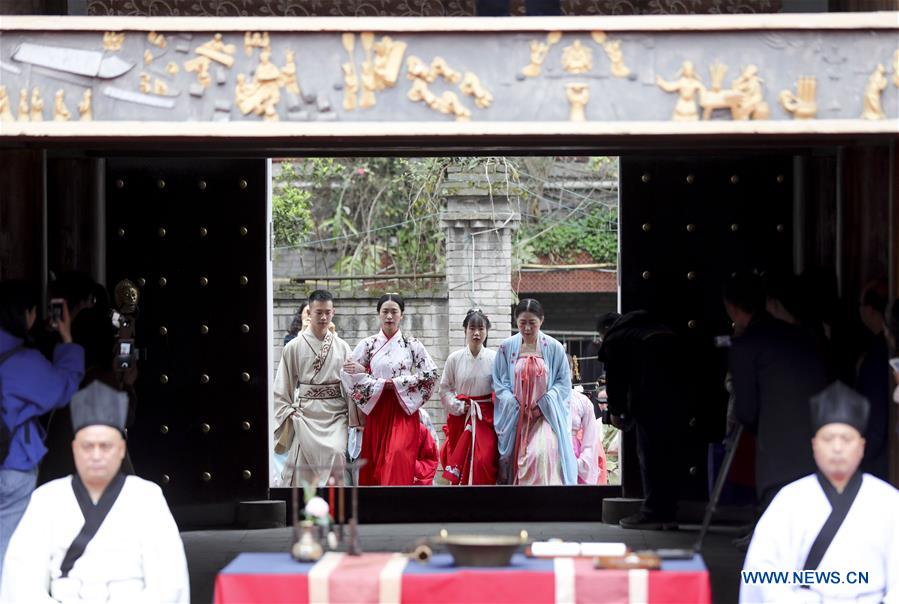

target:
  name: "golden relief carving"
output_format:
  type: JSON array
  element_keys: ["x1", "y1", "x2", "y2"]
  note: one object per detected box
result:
[
  {"x1": 78, "y1": 89, "x2": 92, "y2": 121},
  {"x1": 30, "y1": 88, "x2": 44, "y2": 121},
  {"x1": 591, "y1": 31, "x2": 629, "y2": 78},
  {"x1": 372, "y1": 36, "x2": 406, "y2": 90},
  {"x1": 565, "y1": 82, "x2": 589, "y2": 122},
  {"x1": 430, "y1": 57, "x2": 462, "y2": 84},
  {"x1": 147, "y1": 31, "x2": 166, "y2": 49},
  {"x1": 406, "y1": 56, "x2": 434, "y2": 82},
  {"x1": 699, "y1": 61, "x2": 740, "y2": 119},
  {"x1": 862, "y1": 64, "x2": 887, "y2": 120},
  {"x1": 459, "y1": 72, "x2": 492, "y2": 109},
  {"x1": 656, "y1": 61, "x2": 704, "y2": 121},
  {"x1": 143, "y1": 49, "x2": 154, "y2": 65},
  {"x1": 280, "y1": 50, "x2": 301, "y2": 95},
  {"x1": 359, "y1": 32, "x2": 377, "y2": 109},
  {"x1": 731, "y1": 65, "x2": 769, "y2": 120},
  {"x1": 522, "y1": 31, "x2": 562, "y2": 78},
  {"x1": 139, "y1": 73, "x2": 151, "y2": 93},
  {"x1": 17, "y1": 88, "x2": 29, "y2": 122},
  {"x1": 196, "y1": 33, "x2": 236, "y2": 68},
  {"x1": 154, "y1": 79, "x2": 169, "y2": 95},
  {"x1": 0, "y1": 86, "x2": 13, "y2": 122},
  {"x1": 341, "y1": 33, "x2": 359, "y2": 111},
  {"x1": 103, "y1": 31, "x2": 125, "y2": 52},
  {"x1": 53, "y1": 90, "x2": 70, "y2": 121},
  {"x1": 893, "y1": 50, "x2": 899, "y2": 88},
  {"x1": 779, "y1": 76, "x2": 817, "y2": 120},
  {"x1": 562, "y1": 40, "x2": 592, "y2": 74},
  {"x1": 184, "y1": 56, "x2": 212, "y2": 88},
  {"x1": 235, "y1": 48, "x2": 282, "y2": 121},
  {"x1": 165, "y1": 61, "x2": 179, "y2": 76},
  {"x1": 244, "y1": 32, "x2": 270, "y2": 55}
]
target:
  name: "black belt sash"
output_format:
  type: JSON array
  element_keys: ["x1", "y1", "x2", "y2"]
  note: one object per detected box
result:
[
  {"x1": 802, "y1": 471, "x2": 863, "y2": 573},
  {"x1": 60, "y1": 472, "x2": 126, "y2": 578}
]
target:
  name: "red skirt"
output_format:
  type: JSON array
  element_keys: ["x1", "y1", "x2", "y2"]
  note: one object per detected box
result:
[
  {"x1": 441, "y1": 396, "x2": 499, "y2": 485},
  {"x1": 359, "y1": 386, "x2": 420, "y2": 486}
]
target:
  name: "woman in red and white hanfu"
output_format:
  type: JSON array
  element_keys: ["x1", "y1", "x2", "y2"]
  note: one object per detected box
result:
[
  {"x1": 439, "y1": 309, "x2": 499, "y2": 485},
  {"x1": 341, "y1": 293, "x2": 438, "y2": 486}
]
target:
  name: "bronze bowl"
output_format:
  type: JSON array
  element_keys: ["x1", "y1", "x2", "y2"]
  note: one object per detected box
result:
[{"x1": 438, "y1": 534, "x2": 523, "y2": 567}]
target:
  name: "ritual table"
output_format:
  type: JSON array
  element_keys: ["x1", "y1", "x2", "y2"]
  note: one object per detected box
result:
[{"x1": 214, "y1": 551, "x2": 711, "y2": 603}]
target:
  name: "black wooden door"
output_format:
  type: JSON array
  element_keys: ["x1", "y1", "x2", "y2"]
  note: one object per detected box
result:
[
  {"x1": 619, "y1": 154, "x2": 793, "y2": 500},
  {"x1": 106, "y1": 158, "x2": 269, "y2": 505}
]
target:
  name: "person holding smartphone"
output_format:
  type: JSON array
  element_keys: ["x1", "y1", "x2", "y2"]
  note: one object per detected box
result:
[{"x1": 0, "y1": 280, "x2": 84, "y2": 584}]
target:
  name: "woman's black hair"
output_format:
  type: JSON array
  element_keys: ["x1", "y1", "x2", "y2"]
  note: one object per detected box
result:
[
  {"x1": 463, "y1": 308, "x2": 491, "y2": 345},
  {"x1": 514, "y1": 298, "x2": 544, "y2": 320},
  {"x1": 377, "y1": 293, "x2": 405, "y2": 313},
  {"x1": 0, "y1": 280, "x2": 39, "y2": 340},
  {"x1": 287, "y1": 301, "x2": 308, "y2": 337}
]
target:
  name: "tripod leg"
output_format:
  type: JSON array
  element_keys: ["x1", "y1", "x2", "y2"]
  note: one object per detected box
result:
[{"x1": 695, "y1": 424, "x2": 744, "y2": 551}]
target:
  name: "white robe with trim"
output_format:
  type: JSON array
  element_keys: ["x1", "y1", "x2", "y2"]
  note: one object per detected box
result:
[
  {"x1": 741, "y1": 473, "x2": 899, "y2": 604},
  {"x1": 0, "y1": 475, "x2": 189, "y2": 604}
]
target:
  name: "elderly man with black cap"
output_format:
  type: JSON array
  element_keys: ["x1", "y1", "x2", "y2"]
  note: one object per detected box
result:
[
  {"x1": 740, "y1": 381, "x2": 898, "y2": 603},
  {"x1": 0, "y1": 380, "x2": 189, "y2": 603}
]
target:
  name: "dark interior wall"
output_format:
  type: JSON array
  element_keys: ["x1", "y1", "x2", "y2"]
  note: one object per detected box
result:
[
  {"x1": 46, "y1": 158, "x2": 103, "y2": 283},
  {"x1": 0, "y1": 151, "x2": 43, "y2": 282}
]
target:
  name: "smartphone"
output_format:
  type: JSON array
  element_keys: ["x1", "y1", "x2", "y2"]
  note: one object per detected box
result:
[
  {"x1": 714, "y1": 335, "x2": 732, "y2": 348},
  {"x1": 49, "y1": 299, "x2": 65, "y2": 325},
  {"x1": 889, "y1": 357, "x2": 899, "y2": 372}
]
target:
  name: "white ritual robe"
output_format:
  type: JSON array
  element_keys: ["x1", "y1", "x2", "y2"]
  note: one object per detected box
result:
[
  {"x1": 273, "y1": 328, "x2": 353, "y2": 486},
  {"x1": 439, "y1": 347, "x2": 496, "y2": 415},
  {"x1": 0, "y1": 476, "x2": 189, "y2": 604},
  {"x1": 741, "y1": 473, "x2": 899, "y2": 604}
]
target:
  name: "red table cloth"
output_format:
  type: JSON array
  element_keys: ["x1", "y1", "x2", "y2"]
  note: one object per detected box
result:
[{"x1": 214, "y1": 551, "x2": 711, "y2": 604}]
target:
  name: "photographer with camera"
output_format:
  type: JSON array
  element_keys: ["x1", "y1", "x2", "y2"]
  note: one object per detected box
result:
[
  {"x1": 0, "y1": 280, "x2": 85, "y2": 583},
  {"x1": 597, "y1": 310, "x2": 684, "y2": 530}
]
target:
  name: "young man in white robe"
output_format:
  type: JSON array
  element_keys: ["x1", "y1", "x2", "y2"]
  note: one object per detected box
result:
[
  {"x1": 741, "y1": 381, "x2": 898, "y2": 604},
  {"x1": 0, "y1": 380, "x2": 189, "y2": 603},
  {"x1": 274, "y1": 290, "x2": 356, "y2": 486}
]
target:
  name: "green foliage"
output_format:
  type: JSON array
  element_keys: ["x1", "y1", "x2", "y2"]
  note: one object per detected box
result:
[
  {"x1": 520, "y1": 207, "x2": 618, "y2": 264},
  {"x1": 272, "y1": 162, "x2": 315, "y2": 247}
]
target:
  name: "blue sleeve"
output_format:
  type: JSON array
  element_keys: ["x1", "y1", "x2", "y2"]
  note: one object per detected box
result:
[
  {"x1": 10, "y1": 343, "x2": 85, "y2": 422},
  {"x1": 492, "y1": 342, "x2": 519, "y2": 482}
]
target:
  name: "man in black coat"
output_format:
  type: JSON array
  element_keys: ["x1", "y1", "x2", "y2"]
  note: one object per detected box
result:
[
  {"x1": 725, "y1": 272, "x2": 829, "y2": 518},
  {"x1": 597, "y1": 310, "x2": 683, "y2": 529}
]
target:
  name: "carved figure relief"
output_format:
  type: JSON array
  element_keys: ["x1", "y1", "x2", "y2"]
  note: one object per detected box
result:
[
  {"x1": 862, "y1": 64, "x2": 887, "y2": 120},
  {"x1": 30, "y1": 88, "x2": 44, "y2": 121},
  {"x1": 562, "y1": 40, "x2": 592, "y2": 74},
  {"x1": 565, "y1": 82, "x2": 589, "y2": 121},
  {"x1": 185, "y1": 55, "x2": 212, "y2": 88},
  {"x1": 359, "y1": 32, "x2": 377, "y2": 109},
  {"x1": 17, "y1": 88, "x2": 29, "y2": 122},
  {"x1": 406, "y1": 56, "x2": 434, "y2": 82},
  {"x1": 459, "y1": 72, "x2": 492, "y2": 109},
  {"x1": 53, "y1": 90, "x2": 71, "y2": 121},
  {"x1": 235, "y1": 48, "x2": 282, "y2": 121},
  {"x1": 440, "y1": 90, "x2": 471, "y2": 121},
  {"x1": 139, "y1": 73, "x2": 152, "y2": 93},
  {"x1": 699, "y1": 61, "x2": 741, "y2": 120},
  {"x1": 731, "y1": 65, "x2": 769, "y2": 120},
  {"x1": 196, "y1": 33, "x2": 236, "y2": 68},
  {"x1": 430, "y1": 57, "x2": 462, "y2": 84},
  {"x1": 656, "y1": 61, "x2": 704, "y2": 121},
  {"x1": 893, "y1": 50, "x2": 899, "y2": 88},
  {"x1": 144, "y1": 49, "x2": 155, "y2": 65},
  {"x1": 244, "y1": 32, "x2": 270, "y2": 55},
  {"x1": 0, "y1": 86, "x2": 13, "y2": 122},
  {"x1": 372, "y1": 36, "x2": 407, "y2": 90},
  {"x1": 342, "y1": 34, "x2": 359, "y2": 111},
  {"x1": 148, "y1": 31, "x2": 167, "y2": 49},
  {"x1": 522, "y1": 31, "x2": 562, "y2": 78},
  {"x1": 591, "y1": 31, "x2": 630, "y2": 78},
  {"x1": 103, "y1": 31, "x2": 125, "y2": 51},
  {"x1": 166, "y1": 61, "x2": 179, "y2": 76},
  {"x1": 78, "y1": 89, "x2": 93, "y2": 121},
  {"x1": 779, "y1": 76, "x2": 817, "y2": 119},
  {"x1": 280, "y1": 50, "x2": 301, "y2": 95}
]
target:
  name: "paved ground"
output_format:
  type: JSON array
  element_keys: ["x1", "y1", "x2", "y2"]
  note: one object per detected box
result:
[{"x1": 183, "y1": 521, "x2": 747, "y2": 603}]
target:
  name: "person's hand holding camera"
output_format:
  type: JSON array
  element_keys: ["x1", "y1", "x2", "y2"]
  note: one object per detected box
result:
[{"x1": 49, "y1": 298, "x2": 73, "y2": 344}]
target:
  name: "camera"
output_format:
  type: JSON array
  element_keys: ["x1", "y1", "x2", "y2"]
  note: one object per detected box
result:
[
  {"x1": 49, "y1": 299, "x2": 65, "y2": 325},
  {"x1": 114, "y1": 338, "x2": 137, "y2": 370}
]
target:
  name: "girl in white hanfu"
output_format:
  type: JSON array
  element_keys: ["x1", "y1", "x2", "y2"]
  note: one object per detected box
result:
[
  {"x1": 493, "y1": 298, "x2": 577, "y2": 486},
  {"x1": 569, "y1": 383, "x2": 602, "y2": 485},
  {"x1": 440, "y1": 309, "x2": 499, "y2": 485},
  {"x1": 341, "y1": 293, "x2": 439, "y2": 486}
]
